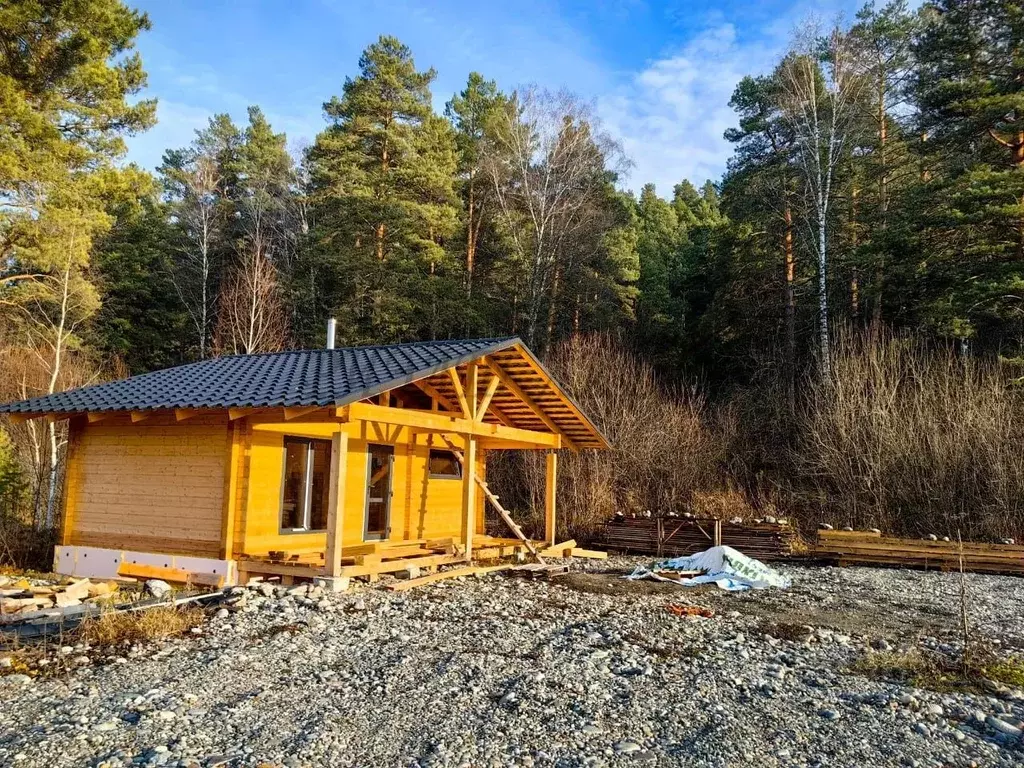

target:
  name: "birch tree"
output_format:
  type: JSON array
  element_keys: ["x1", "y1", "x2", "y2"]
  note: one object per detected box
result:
[
  {"x1": 482, "y1": 87, "x2": 625, "y2": 348},
  {"x1": 781, "y1": 24, "x2": 860, "y2": 379}
]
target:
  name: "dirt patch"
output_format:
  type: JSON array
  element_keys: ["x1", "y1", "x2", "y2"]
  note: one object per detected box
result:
[{"x1": 555, "y1": 571, "x2": 711, "y2": 598}]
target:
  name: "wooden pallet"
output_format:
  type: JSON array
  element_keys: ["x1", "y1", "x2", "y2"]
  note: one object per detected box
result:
[
  {"x1": 510, "y1": 562, "x2": 570, "y2": 579},
  {"x1": 814, "y1": 530, "x2": 1024, "y2": 575}
]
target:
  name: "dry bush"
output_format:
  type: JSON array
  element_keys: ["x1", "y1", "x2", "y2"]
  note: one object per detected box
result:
[
  {"x1": 796, "y1": 329, "x2": 1024, "y2": 539},
  {"x1": 490, "y1": 334, "x2": 725, "y2": 540},
  {"x1": 79, "y1": 605, "x2": 204, "y2": 648}
]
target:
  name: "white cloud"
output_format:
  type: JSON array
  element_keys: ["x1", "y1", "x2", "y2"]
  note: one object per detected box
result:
[{"x1": 600, "y1": 22, "x2": 778, "y2": 197}]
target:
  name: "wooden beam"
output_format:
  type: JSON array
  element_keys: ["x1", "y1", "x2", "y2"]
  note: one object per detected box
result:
[
  {"x1": 325, "y1": 430, "x2": 350, "y2": 577},
  {"x1": 60, "y1": 422, "x2": 82, "y2": 546},
  {"x1": 283, "y1": 406, "x2": 320, "y2": 421},
  {"x1": 7, "y1": 412, "x2": 41, "y2": 424},
  {"x1": 463, "y1": 435, "x2": 477, "y2": 561},
  {"x1": 545, "y1": 450, "x2": 558, "y2": 546},
  {"x1": 466, "y1": 361, "x2": 479, "y2": 420},
  {"x1": 228, "y1": 408, "x2": 250, "y2": 421},
  {"x1": 347, "y1": 401, "x2": 559, "y2": 448},
  {"x1": 448, "y1": 368, "x2": 471, "y2": 418},
  {"x1": 484, "y1": 359, "x2": 578, "y2": 450},
  {"x1": 475, "y1": 374, "x2": 501, "y2": 423},
  {"x1": 413, "y1": 375, "x2": 515, "y2": 428},
  {"x1": 174, "y1": 409, "x2": 201, "y2": 422},
  {"x1": 220, "y1": 421, "x2": 242, "y2": 560},
  {"x1": 130, "y1": 411, "x2": 154, "y2": 423}
]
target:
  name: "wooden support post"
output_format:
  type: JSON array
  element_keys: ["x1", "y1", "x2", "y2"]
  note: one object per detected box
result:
[
  {"x1": 325, "y1": 429, "x2": 350, "y2": 577},
  {"x1": 466, "y1": 361, "x2": 478, "y2": 420},
  {"x1": 545, "y1": 450, "x2": 558, "y2": 546},
  {"x1": 220, "y1": 421, "x2": 242, "y2": 560},
  {"x1": 462, "y1": 435, "x2": 477, "y2": 561}
]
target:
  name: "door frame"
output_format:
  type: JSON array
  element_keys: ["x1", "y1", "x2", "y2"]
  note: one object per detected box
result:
[{"x1": 362, "y1": 443, "x2": 394, "y2": 541}]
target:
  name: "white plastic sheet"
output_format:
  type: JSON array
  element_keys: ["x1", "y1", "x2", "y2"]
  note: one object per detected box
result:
[{"x1": 626, "y1": 545, "x2": 790, "y2": 591}]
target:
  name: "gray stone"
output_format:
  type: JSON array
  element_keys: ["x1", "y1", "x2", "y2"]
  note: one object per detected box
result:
[{"x1": 145, "y1": 580, "x2": 172, "y2": 599}]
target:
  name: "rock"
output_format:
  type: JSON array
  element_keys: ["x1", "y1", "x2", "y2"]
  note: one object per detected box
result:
[
  {"x1": 0, "y1": 656, "x2": 12, "y2": 668},
  {"x1": 613, "y1": 741, "x2": 641, "y2": 754},
  {"x1": 870, "y1": 637, "x2": 891, "y2": 652},
  {"x1": 145, "y1": 580, "x2": 172, "y2": 598},
  {"x1": 397, "y1": 566, "x2": 421, "y2": 580},
  {"x1": 215, "y1": 608, "x2": 229, "y2": 619},
  {"x1": 54, "y1": 592, "x2": 82, "y2": 608},
  {"x1": 313, "y1": 576, "x2": 350, "y2": 593},
  {"x1": 5, "y1": 674, "x2": 32, "y2": 685},
  {"x1": 987, "y1": 715, "x2": 1022, "y2": 739},
  {"x1": 819, "y1": 709, "x2": 841, "y2": 721}
]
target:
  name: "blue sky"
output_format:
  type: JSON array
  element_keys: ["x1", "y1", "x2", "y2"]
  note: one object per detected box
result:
[{"x1": 127, "y1": 0, "x2": 862, "y2": 196}]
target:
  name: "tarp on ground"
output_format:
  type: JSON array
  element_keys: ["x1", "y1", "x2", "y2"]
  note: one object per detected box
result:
[{"x1": 626, "y1": 545, "x2": 791, "y2": 591}]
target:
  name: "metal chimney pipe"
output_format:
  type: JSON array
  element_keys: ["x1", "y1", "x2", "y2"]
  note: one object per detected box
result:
[{"x1": 326, "y1": 317, "x2": 337, "y2": 350}]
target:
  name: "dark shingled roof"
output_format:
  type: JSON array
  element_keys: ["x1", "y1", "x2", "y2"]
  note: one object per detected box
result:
[{"x1": 0, "y1": 338, "x2": 519, "y2": 415}]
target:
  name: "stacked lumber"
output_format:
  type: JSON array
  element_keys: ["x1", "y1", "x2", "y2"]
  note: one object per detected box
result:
[
  {"x1": 814, "y1": 529, "x2": 1024, "y2": 575},
  {"x1": 0, "y1": 576, "x2": 119, "y2": 620},
  {"x1": 602, "y1": 516, "x2": 798, "y2": 561}
]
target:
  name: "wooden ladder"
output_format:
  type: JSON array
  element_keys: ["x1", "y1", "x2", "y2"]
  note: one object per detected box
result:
[{"x1": 441, "y1": 435, "x2": 544, "y2": 562}]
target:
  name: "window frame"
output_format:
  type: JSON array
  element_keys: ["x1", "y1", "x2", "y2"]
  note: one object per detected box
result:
[
  {"x1": 427, "y1": 448, "x2": 462, "y2": 480},
  {"x1": 279, "y1": 436, "x2": 332, "y2": 534}
]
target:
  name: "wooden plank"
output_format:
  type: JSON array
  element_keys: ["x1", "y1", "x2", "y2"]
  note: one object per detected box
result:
[
  {"x1": 569, "y1": 547, "x2": 608, "y2": 559},
  {"x1": 545, "y1": 451, "x2": 558, "y2": 545},
  {"x1": 325, "y1": 430, "x2": 349, "y2": 577},
  {"x1": 117, "y1": 562, "x2": 224, "y2": 587},
  {"x1": 540, "y1": 539, "x2": 576, "y2": 557},
  {"x1": 387, "y1": 564, "x2": 513, "y2": 592},
  {"x1": 484, "y1": 358, "x2": 578, "y2": 450},
  {"x1": 338, "y1": 553, "x2": 464, "y2": 578}
]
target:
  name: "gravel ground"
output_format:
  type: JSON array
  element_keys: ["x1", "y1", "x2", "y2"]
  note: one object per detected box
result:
[{"x1": 2, "y1": 558, "x2": 1024, "y2": 768}]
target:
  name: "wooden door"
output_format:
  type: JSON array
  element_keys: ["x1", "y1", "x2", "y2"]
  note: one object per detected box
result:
[{"x1": 363, "y1": 444, "x2": 394, "y2": 540}]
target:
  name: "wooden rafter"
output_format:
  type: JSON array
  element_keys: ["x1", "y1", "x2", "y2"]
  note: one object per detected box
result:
[
  {"x1": 475, "y1": 374, "x2": 501, "y2": 423},
  {"x1": 283, "y1": 406, "x2": 320, "y2": 421},
  {"x1": 484, "y1": 358, "x2": 578, "y2": 451},
  {"x1": 448, "y1": 368, "x2": 470, "y2": 418},
  {"x1": 174, "y1": 409, "x2": 201, "y2": 422}
]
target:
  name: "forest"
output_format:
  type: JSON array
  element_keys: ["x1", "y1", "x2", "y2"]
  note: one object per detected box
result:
[{"x1": 4, "y1": 0, "x2": 1024, "y2": 566}]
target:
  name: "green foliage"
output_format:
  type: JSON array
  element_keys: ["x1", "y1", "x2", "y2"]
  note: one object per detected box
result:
[
  {"x1": 302, "y1": 36, "x2": 459, "y2": 343},
  {"x1": 89, "y1": 196, "x2": 189, "y2": 373}
]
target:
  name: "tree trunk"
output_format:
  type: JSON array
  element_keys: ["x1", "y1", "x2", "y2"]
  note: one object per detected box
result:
[
  {"x1": 874, "y1": 89, "x2": 888, "y2": 327},
  {"x1": 784, "y1": 200, "x2": 796, "y2": 412},
  {"x1": 545, "y1": 261, "x2": 562, "y2": 350}
]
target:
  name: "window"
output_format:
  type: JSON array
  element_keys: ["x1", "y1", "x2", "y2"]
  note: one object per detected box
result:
[
  {"x1": 281, "y1": 437, "x2": 332, "y2": 532},
  {"x1": 428, "y1": 449, "x2": 461, "y2": 479}
]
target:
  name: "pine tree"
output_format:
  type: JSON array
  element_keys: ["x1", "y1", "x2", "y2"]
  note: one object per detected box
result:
[
  {"x1": 913, "y1": 0, "x2": 1024, "y2": 350},
  {"x1": 445, "y1": 73, "x2": 507, "y2": 332},
  {"x1": 304, "y1": 36, "x2": 458, "y2": 343}
]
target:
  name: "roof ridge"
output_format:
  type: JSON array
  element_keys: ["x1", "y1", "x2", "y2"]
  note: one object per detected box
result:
[{"x1": 209, "y1": 335, "x2": 521, "y2": 363}]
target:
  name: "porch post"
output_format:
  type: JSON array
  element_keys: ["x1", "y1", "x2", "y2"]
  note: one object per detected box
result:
[
  {"x1": 545, "y1": 450, "x2": 558, "y2": 546},
  {"x1": 325, "y1": 429, "x2": 349, "y2": 577},
  {"x1": 462, "y1": 434, "x2": 477, "y2": 561}
]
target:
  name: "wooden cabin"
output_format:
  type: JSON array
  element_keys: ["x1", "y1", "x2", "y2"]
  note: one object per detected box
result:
[{"x1": 0, "y1": 337, "x2": 608, "y2": 586}]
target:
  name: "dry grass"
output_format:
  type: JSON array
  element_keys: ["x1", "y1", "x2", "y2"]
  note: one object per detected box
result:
[
  {"x1": 78, "y1": 605, "x2": 204, "y2": 648},
  {"x1": 849, "y1": 647, "x2": 1024, "y2": 694},
  {"x1": 798, "y1": 329, "x2": 1024, "y2": 539},
  {"x1": 490, "y1": 333, "x2": 727, "y2": 540}
]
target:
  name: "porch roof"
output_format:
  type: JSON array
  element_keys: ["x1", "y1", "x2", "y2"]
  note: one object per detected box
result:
[{"x1": 0, "y1": 337, "x2": 610, "y2": 449}]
